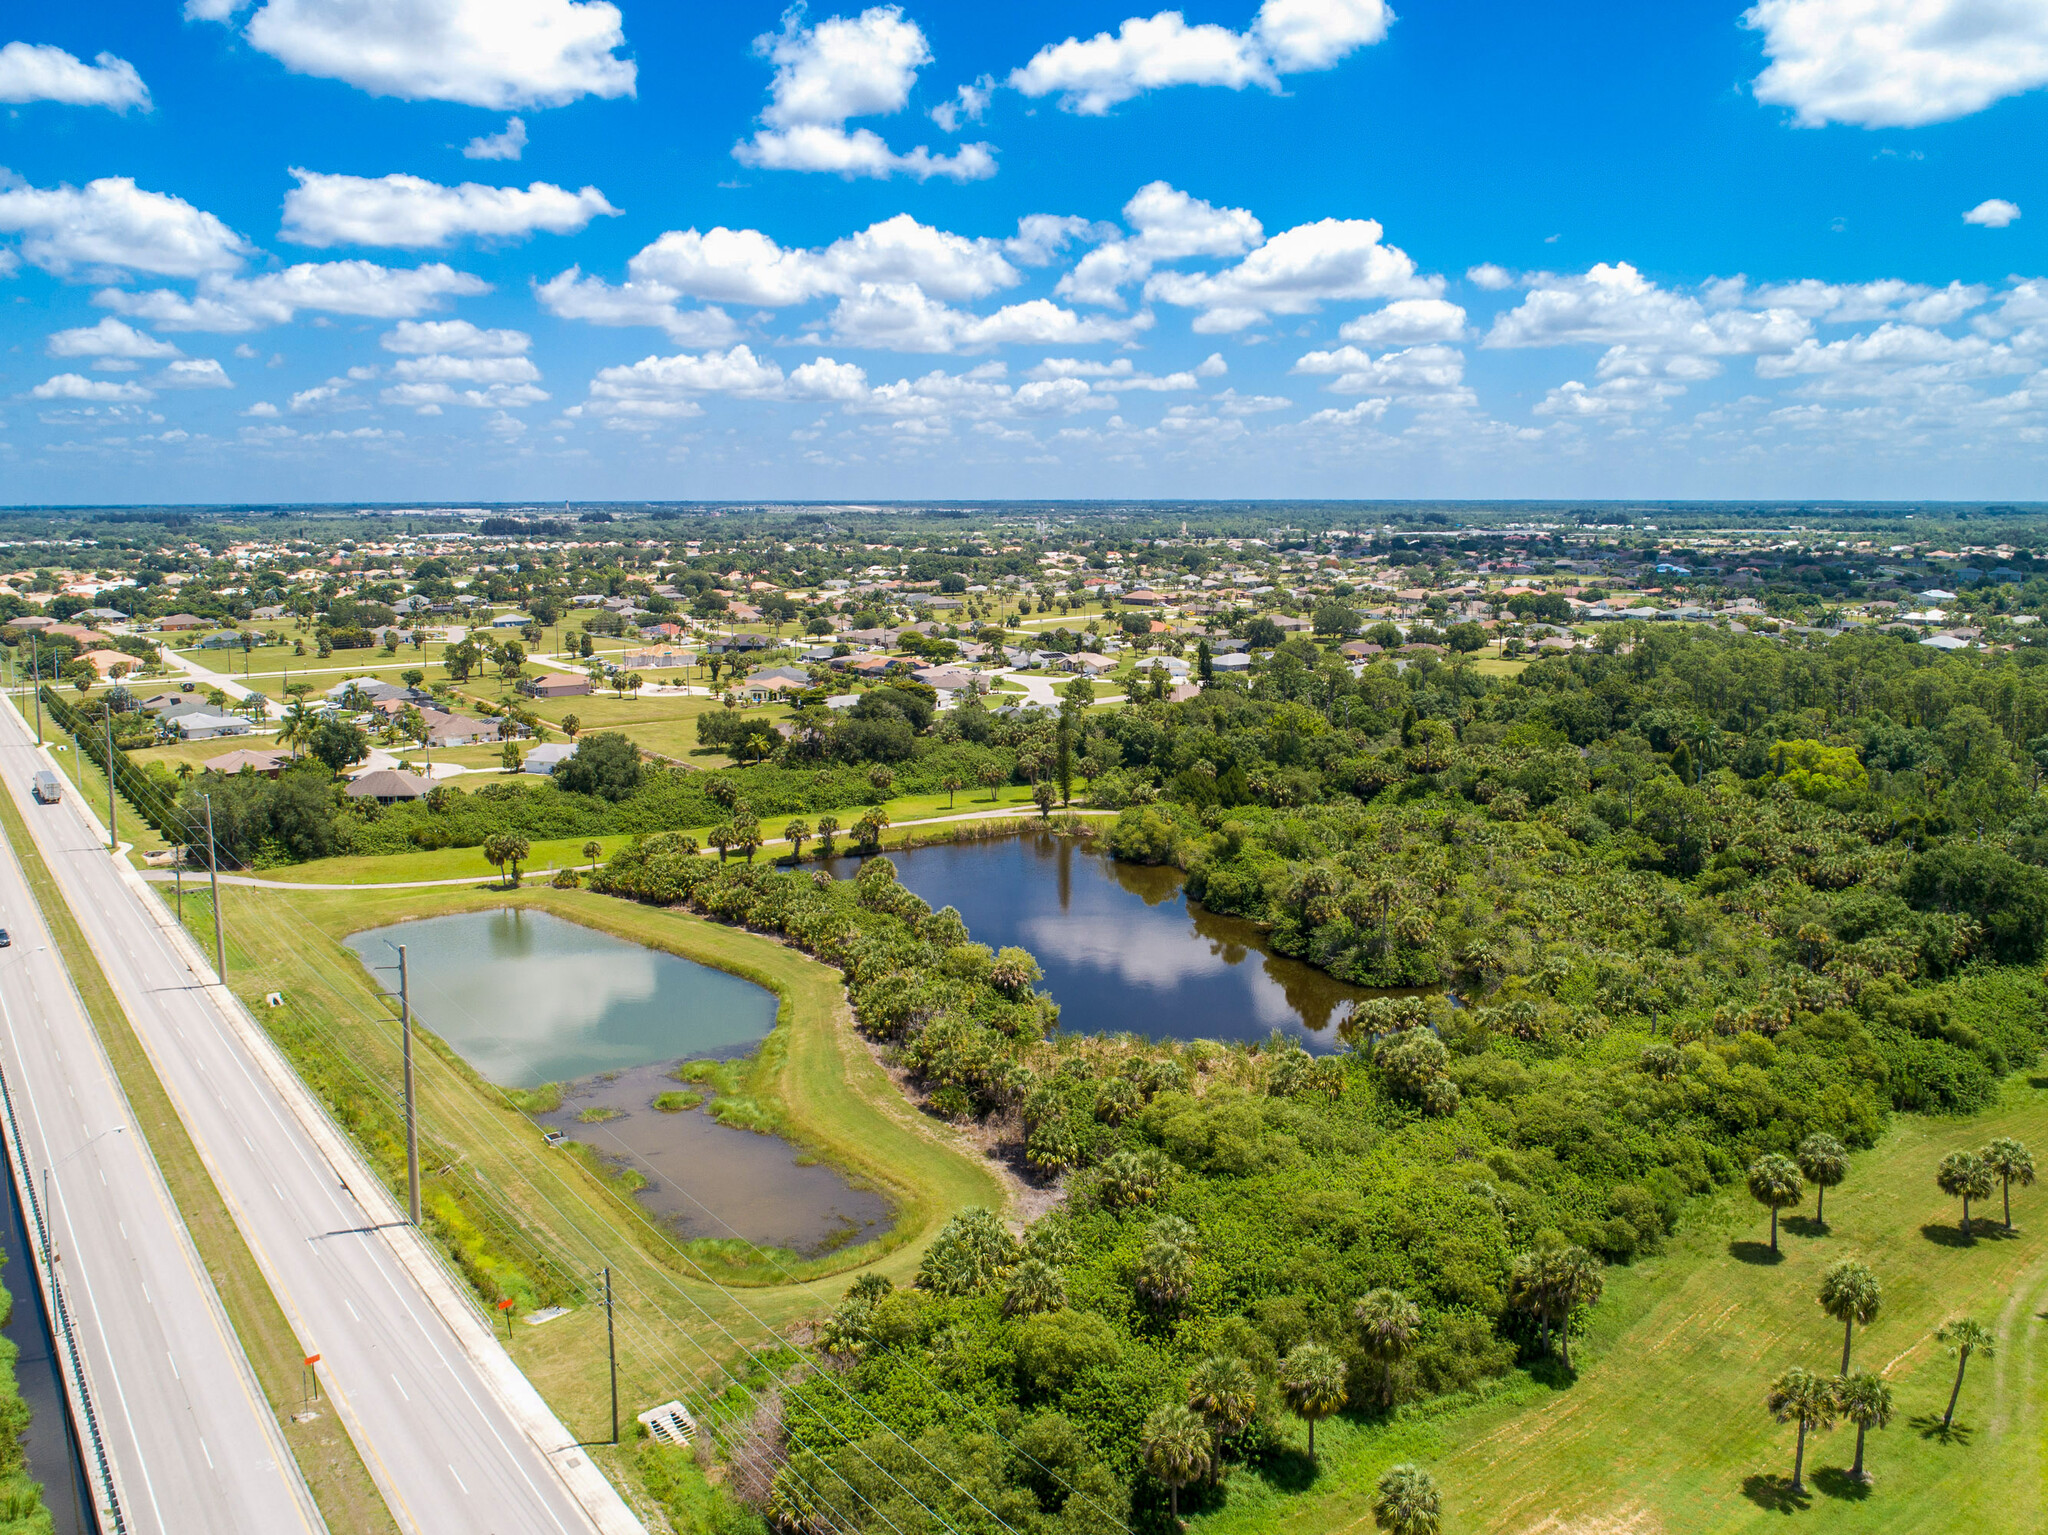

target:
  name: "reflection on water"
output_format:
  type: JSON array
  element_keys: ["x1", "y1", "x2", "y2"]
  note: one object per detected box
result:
[
  {"x1": 0, "y1": 1154, "x2": 91, "y2": 1535},
  {"x1": 850, "y1": 834, "x2": 1371, "y2": 1051},
  {"x1": 345, "y1": 909, "x2": 779, "y2": 1087},
  {"x1": 537, "y1": 1063, "x2": 890, "y2": 1256},
  {"x1": 347, "y1": 910, "x2": 884, "y2": 1255}
]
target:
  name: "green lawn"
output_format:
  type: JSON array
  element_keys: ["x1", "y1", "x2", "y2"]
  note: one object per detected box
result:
[
  {"x1": 257, "y1": 784, "x2": 1058, "y2": 885},
  {"x1": 1192, "y1": 1077, "x2": 2048, "y2": 1535},
  {"x1": 184, "y1": 877, "x2": 1006, "y2": 1468}
]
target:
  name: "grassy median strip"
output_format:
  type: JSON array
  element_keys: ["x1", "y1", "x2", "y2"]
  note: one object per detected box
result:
[{"x1": 0, "y1": 785, "x2": 397, "y2": 1535}]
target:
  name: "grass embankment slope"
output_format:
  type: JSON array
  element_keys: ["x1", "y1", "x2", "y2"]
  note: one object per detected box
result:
[
  {"x1": 1198, "y1": 1077, "x2": 2048, "y2": 1535},
  {"x1": 174, "y1": 876, "x2": 1003, "y2": 1454}
]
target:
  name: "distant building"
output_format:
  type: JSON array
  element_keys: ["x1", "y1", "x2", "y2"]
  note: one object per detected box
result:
[
  {"x1": 522, "y1": 742, "x2": 577, "y2": 775},
  {"x1": 344, "y1": 770, "x2": 430, "y2": 804},
  {"x1": 520, "y1": 673, "x2": 591, "y2": 698},
  {"x1": 204, "y1": 748, "x2": 290, "y2": 777}
]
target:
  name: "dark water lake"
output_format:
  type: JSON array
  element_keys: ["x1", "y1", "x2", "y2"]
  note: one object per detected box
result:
[
  {"x1": 0, "y1": 1157, "x2": 92, "y2": 1535},
  {"x1": 345, "y1": 909, "x2": 888, "y2": 1257},
  {"x1": 847, "y1": 834, "x2": 1370, "y2": 1052}
]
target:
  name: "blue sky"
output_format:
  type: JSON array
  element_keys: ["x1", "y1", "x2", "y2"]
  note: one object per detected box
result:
[{"x1": 2, "y1": 0, "x2": 2045, "y2": 504}]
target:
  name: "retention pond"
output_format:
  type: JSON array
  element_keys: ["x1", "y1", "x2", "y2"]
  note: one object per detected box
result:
[
  {"x1": 843, "y1": 832, "x2": 1371, "y2": 1051},
  {"x1": 345, "y1": 908, "x2": 889, "y2": 1257}
]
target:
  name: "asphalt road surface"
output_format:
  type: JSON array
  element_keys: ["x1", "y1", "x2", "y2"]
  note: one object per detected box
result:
[
  {"x1": 0, "y1": 771, "x2": 321, "y2": 1534},
  {"x1": 0, "y1": 700, "x2": 632, "y2": 1535}
]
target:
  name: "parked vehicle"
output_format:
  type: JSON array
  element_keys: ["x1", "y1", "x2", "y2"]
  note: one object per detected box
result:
[{"x1": 30, "y1": 770, "x2": 61, "y2": 804}]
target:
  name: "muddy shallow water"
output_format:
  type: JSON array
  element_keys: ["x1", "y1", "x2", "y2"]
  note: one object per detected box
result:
[
  {"x1": 536, "y1": 1062, "x2": 890, "y2": 1257},
  {"x1": 346, "y1": 908, "x2": 889, "y2": 1256},
  {"x1": 837, "y1": 833, "x2": 1373, "y2": 1052}
]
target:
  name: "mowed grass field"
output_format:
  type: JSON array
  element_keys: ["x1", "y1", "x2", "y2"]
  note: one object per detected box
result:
[{"x1": 1195, "y1": 1077, "x2": 2048, "y2": 1535}]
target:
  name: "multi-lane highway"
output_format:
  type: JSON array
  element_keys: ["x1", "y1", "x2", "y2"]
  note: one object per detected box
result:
[
  {"x1": 0, "y1": 697, "x2": 641, "y2": 1535},
  {"x1": 0, "y1": 754, "x2": 322, "y2": 1532}
]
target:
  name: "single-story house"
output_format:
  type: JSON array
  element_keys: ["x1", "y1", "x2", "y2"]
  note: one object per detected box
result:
[
  {"x1": 344, "y1": 770, "x2": 429, "y2": 804},
  {"x1": 1209, "y1": 652, "x2": 1253, "y2": 673},
  {"x1": 173, "y1": 711, "x2": 251, "y2": 741},
  {"x1": 204, "y1": 748, "x2": 290, "y2": 777},
  {"x1": 46, "y1": 624, "x2": 112, "y2": 647},
  {"x1": 79, "y1": 649, "x2": 142, "y2": 677},
  {"x1": 1132, "y1": 656, "x2": 1190, "y2": 678},
  {"x1": 490, "y1": 612, "x2": 532, "y2": 629},
  {"x1": 708, "y1": 632, "x2": 774, "y2": 654},
  {"x1": 913, "y1": 666, "x2": 980, "y2": 696},
  {"x1": 1339, "y1": 640, "x2": 1384, "y2": 660},
  {"x1": 326, "y1": 677, "x2": 415, "y2": 704},
  {"x1": 419, "y1": 709, "x2": 493, "y2": 746},
  {"x1": 250, "y1": 604, "x2": 289, "y2": 621},
  {"x1": 619, "y1": 646, "x2": 693, "y2": 671},
  {"x1": 1921, "y1": 634, "x2": 1972, "y2": 651},
  {"x1": 742, "y1": 666, "x2": 811, "y2": 703},
  {"x1": 157, "y1": 614, "x2": 208, "y2": 631},
  {"x1": 522, "y1": 742, "x2": 577, "y2": 775},
  {"x1": 520, "y1": 673, "x2": 592, "y2": 699},
  {"x1": 3, "y1": 616, "x2": 54, "y2": 631}
]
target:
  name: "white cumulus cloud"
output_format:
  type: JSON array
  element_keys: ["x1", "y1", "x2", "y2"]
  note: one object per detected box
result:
[
  {"x1": 380, "y1": 319, "x2": 530, "y2": 355},
  {"x1": 1145, "y1": 217, "x2": 1434, "y2": 330},
  {"x1": 1010, "y1": 0, "x2": 1390, "y2": 115},
  {"x1": 734, "y1": 5, "x2": 994, "y2": 182},
  {"x1": 532, "y1": 268, "x2": 740, "y2": 345},
  {"x1": 209, "y1": 0, "x2": 636, "y2": 109},
  {"x1": 48, "y1": 317, "x2": 182, "y2": 360},
  {"x1": 463, "y1": 117, "x2": 528, "y2": 160},
  {"x1": 158, "y1": 358, "x2": 234, "y2": 388},
  {"x1": 98, "y1": 260, "x2": 488, "y2": 331},
  {"x1": 1339, "y1": 298, "x2": 1468, "y2": 347},
  {"x1": 1483, "y1": 262, "x2": 1810, "y2": 357},
  {"x1": 1745, "y1": 0, "x2": 2048, "y2": 128},
  {"x1": 1964, "y1": 197, "x2": 2021, "y2": 227},
  {"x1": 0, "y1": 42, "x2": 151, "y2": 111},
  {"x1": 30, "y1": 372, "x2": 154, "y2": 402},
  {"x1": 281, "y1": 169, "x2": 618, "y2": 248},
  {"x1": 0, "y1": 176, "x2": 251, "y2": 277}
]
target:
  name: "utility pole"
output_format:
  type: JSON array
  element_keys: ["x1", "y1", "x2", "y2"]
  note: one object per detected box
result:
[
  {"x1": 399, "y1": 944, "x2": 419, "y2": 1225},
  {"x1": 203, "y1": 793, "x2": 226, "y2": 983},
  {"x1": 29, "y1": 640, "x2": 41, "y2": 743},
  {"x1": 103, "y1": 706, "x2": 116, "y2": 853},
  {"x1": 604, "y1": 1266, "x2": 617, "y2": 1445}
]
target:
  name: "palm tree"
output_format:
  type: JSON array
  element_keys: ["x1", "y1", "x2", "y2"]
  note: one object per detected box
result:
[
  {"x1": 941, "y1": 775, "x2": 961, "y2": 809},
  {"x1": 1937, "y1": 1318, "x2": 1994, "y2": 1429},
  {"x1": 1981, "y1": 1137, "x2": 2036, "y2": 1232},
  {"x1": 1765, "y1": 1365, "x2": 1836, "y2": 1495},
  {"x1": 582, "y1": 840, "x2": 602, "y2": 873},
  {"x1": 1816, "y1": 1259, "x2": 1881, "y2": 1375},
  {"x1": 1278, "y1": 1342, "x2": 1347, "y2": 1461},
  {"x1": 1795, "y1": 1133, "x2": 1849, "y2": 1228},
  {"x1": 1353, "y1": 1288, "x2": 1421, "y2": 1409},
  {"x1": 1747, "y1": 1153, "x2": 1804, "y2": 1255},
  {"x1": 815, "y1": 814, "x2": 840, "y2": 857},
  {"x1": 1937, "y1": 1150, "x2": 1995, "y2": 1238},
  {"x1": 482, "y1": 834, "x2": 511, "y2": 886},
  {"x1": 1837, "y1": 1371, "x2": 1892, "y2": 1484},
  {"x1": 978, "y1": 761, "x2": 1007, "y2": 801},
  {"x1": 1186, "y1": 1355, "x2": 1257, "y2": 1445},
  {"x1": 783, "y1": 819, "x2": 811, "y2": 860},
  {"x1": 1372, "y1": 1464, "x2": 1442, "y2": 1535},
  {"x1": 498, "y1": 833, "x2": 530, "y2": 887},
  {"x1": 1000, "y1": 1257, "x2": 1066, "y2": 1318},
  {"x1": 1548, "y1": 1246, "x2": 1604, "y2": 1371},
  {"x1": 1137, "y1": 1219, "x2": 1197, "y2": 1310},
  {"x1": 1139, "y1": 1403, "x2": 1212, "y2": 1522}
]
